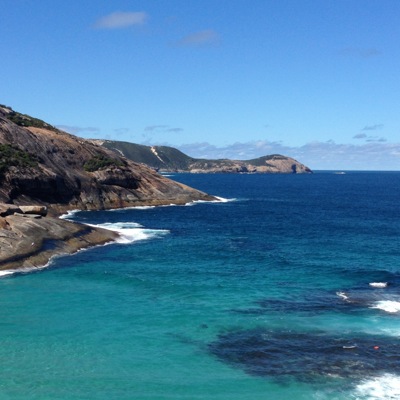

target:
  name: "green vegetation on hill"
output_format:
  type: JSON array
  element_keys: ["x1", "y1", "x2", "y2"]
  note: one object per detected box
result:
[
  {"x1": 83, "y1": 154, "x2": 124, "y2": 172},
  {"x1": 101, "y1": 140, "x2": 312, "y2": 173},
  {"x1": 0, "y1": 105, "x2": 57, "y2": 131},
  {"x1": 0, "y1": 144, "x2": 38, "y2": 175},
  {"x1": 102, "y1": 141, "x2": 195, "y2": 170},
  {"x1": 245, "y1": 154, "x2": 286, "y2": 166}
]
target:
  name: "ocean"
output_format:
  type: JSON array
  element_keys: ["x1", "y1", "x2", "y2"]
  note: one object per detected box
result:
[{"x1": 1, "y1": 171, "x2": 400, "y2": 399}]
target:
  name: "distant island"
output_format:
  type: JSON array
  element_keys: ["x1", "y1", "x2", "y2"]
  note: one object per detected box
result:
[{"x1": 99, "y1": 140, "x2": 313, "y2": 174}]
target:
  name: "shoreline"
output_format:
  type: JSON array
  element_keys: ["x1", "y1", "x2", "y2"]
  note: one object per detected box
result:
[
  {"x1": 0, "y1": 212, "x2": 120, "y2": 273},
  {"x1": 0, "y1": 196, "x2": 227, "y2": 276}
]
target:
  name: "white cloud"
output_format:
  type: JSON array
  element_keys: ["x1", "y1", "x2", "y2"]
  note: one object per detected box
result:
[
  {"x1": 177, "y1": 29, "x2": 220, "y2": 46},
  {"x1": 94, "y1": 11, "x2": 147, "y2": 29},
  {"x1": 145, "y1": 125, "x2": 168, "y2": 132},
  {"x1": 362, "y1": 124, "x2": 384, "y2": 131},
  {"x1": 175, "y1": 140, "x2": 400, "y2": 171},
  {"x1": 353, "y1": 133, "x2": 367, "y2": 139},
  {"x1": 144, "y1": 125, "x2": 183, "y2": 133},
  {"x1": 56, "y1": 125, "x2": 100, "y2": 135}
]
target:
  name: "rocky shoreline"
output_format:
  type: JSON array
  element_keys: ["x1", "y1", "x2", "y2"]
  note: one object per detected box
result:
[
  {"x1": 0, "y1": 105, "x2": 218, "y2": 273},
  {"x1": 0, "y1": 203, "x2": 120, "y2": 272}
]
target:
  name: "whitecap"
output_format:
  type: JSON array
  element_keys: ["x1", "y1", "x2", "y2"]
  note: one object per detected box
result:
[
  {"x1": 353, "y1": 374, "x2": 400, "y2": 399},
  {"x1": 94, "y1": 222, "x2": 143, "y2": 229},
  {"x1": 59, "y1": 209, "x2": 81, "y2": 219},
  {"x1": 214, "y1": 196, "x2": 236, "y2": 203},
  {"x1": 369, "y1": 282, "x2": 388, "y2": 288},
  {"x1": 336, "y1": 291, "x2": 350, "y2": 301},
  {"x1": 370, "y1": 300, "x2": 400, "y2": 313},
  {"x1": 0, "y1": 261, "x2": 53, "y2": 278},
  {"x1": 0, "y1": 270, "x2": 15, "y2": 277},
  {"x1": 186, "y1": 196, "x2": 236, "y2": 206},
  {"x1": 88, "y1": 222, "x2": 169, "y2": 244},
  {"x1": 109, "y1": 205, "x2": 156, "y2": 211}
]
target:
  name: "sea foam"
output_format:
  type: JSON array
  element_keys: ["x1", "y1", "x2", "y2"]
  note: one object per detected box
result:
[
  {"x1": 370, "y1": 300, "x2": 400, "y2": 313},
  {"x1": 88, "y1": 222, "x2": 169, "y2": 244},
  {"x1": 369, "y1": 282, "x2": 388, "y2": 288},
  {"x1": 353, "y1": 374, "x2": 400, "y2": 399},
  {"x1": 59, "y1": 209, "x2": 81, "y2": 219},
  {"x1": 336, "y1": 291, "x2": 350, "y2": 301}
]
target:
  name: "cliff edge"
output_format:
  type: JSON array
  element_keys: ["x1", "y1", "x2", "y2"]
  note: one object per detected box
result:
[
  {"x1": 0, "y1": 105, "x2": 216, "y2": 271},
  {"x1": 0, "y1": 106, "x2": 215, "y2": 215}
]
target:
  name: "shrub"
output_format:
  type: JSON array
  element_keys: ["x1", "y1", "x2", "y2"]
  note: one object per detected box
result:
[
  {"x1": 0, "y1": 144, "x2": 38, "y2": 175},
  {"x1": 83, "y1": 154, "x2": 124, "y2": 172},
  {"x1": 5, "y1": 110, "x2": 57, "y2": 131}
]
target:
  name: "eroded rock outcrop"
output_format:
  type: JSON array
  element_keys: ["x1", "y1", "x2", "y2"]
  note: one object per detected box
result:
[
  {"x1": 0, "y1": 106, "x2": 215, "y2": 216},
  {"x1": 0, "y1": 206, "x2": 118, "y2": 270},
  {"x1": 0, "y1": 105, "x2": 216, "y2": 270}
]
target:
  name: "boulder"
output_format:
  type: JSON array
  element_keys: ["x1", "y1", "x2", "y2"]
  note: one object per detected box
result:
[
  {"x1": 19, "y1": 205, "x2": 48, "y2": 216},
  {"x1": 0, "y1": 203, "x2": 21, "y2": 217}
]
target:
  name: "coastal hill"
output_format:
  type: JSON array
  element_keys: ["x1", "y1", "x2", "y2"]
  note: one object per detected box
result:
[
  {"x1": 0, "y1": 105, "x2": 215, "y2": 215},
  {"x1": 99, "y1": 140, "x2": 312, "y2": 174},
  {"x1": 0, "y1": 105, "x2": 215, "y2": 270}
]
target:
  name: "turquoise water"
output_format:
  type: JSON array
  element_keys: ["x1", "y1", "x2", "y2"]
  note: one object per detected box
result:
[{"x1": 1, "y1": 172, "x2": 400, "y2": 399}]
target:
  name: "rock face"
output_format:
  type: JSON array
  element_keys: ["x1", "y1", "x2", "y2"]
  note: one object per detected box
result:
[
  {"x1": 0, "y1": 106, "x2": 215, "y2": 215},
  {"x1": 0, "y1": 105, "x2": 217, "y2": 271},
  {"x1": 100, "y1": 141, "x2": 313, "y2": 174},
  {"x1": 0, "y1": 207, "x2": 118, "y2": 270}
]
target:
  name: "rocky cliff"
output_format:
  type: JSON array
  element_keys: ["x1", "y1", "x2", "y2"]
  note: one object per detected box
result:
[
  {"x1": 100, "y1": 141, "x2": 312, "y2": 174},
  {"x1": 0, "y1": 106, "x2": 215, "y2": 216},
  {"x1": 0, "y1": 105, "x2": 216, "y2": 270}
]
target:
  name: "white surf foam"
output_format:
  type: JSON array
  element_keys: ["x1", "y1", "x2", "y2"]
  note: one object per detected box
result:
[
  {"x1": 369, "y1": 282, "x2": 388, "y2": 288},
  {"x1": 0, "y1": 261, "x2": 53, "y2": 278},
  {"x1": 186, "y1": 196, "x2": 236, "y2": 206},
  {"x1": 214, "y1": 196, "x2": 236, "y2": 203},
  {"x1": 336, "y1": 291, "x2": 350, "y2": 301},
  {"x1": 111, "y1": 205, "x2": 157, "y2": 211},
  {"x1": 0, "y1": 270, "x2": 16, "y2": 277},
  {"x1": 89, "y1": 222, "x2": 169, "y2": 244},
  {"x1": 353, "y1": 374, "x2": 400, "y2": 399},
  {"x1": 370, "y1": 300, "x2": 400, "y2": 313},
  {"x1": 59, "y1": 209, "x2": 81, "y2": 219}
]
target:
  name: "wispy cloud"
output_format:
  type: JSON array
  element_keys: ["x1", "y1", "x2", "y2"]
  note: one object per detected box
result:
[
  {"x1": 362, "y1": 124, "x2": 384, "y2": 131},
  {"x1": 167, "y1": 127, "x2": 183, "y2": 133},
  {"x1": 114, "y1": 128, "x2": 129, "y2": 135},
  {"x1": 177, "y1": 29, "x2": 220, "y2": 46},
  {"x1": 366, "y1": 137, "x2": 387, "y2": 143},
  {"x1": 339, "y1": 47, "x2": 382, "y2": 58},
  {"x1": 94, "y1": 11, "x2": 147, "y2": 29},
  {"x1": 175, "y1": 140, "x2": 400, "y2": 170},
  {"x1": 56, "y1": 125, "x2": 100, "y2": 135},
  {"x1": 353, "y1": 133, "x2": 367, "y2": 139},
  {"x1": 144, "y1": 125, "x2": 183, "y2": 133}
]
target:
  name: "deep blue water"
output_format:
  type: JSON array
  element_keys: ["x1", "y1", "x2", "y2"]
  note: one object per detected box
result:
[{"x1": 1, "y1": 172, "x2": 400, "y2": 399}]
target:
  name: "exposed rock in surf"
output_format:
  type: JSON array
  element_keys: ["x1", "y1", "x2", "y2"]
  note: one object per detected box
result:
[{"x1": 0, "y1": 211, "x2": 118, "y2": 270}]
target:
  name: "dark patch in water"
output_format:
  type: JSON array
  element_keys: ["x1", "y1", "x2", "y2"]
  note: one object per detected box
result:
[
  {"x1": 231, "y1": 291, "x2": 358, "y2": 316},
  {"x1": 232, "y1": 283, "x2": 400, "y2": 316},
  {"x1": 209, "y1": 328, "x2": 400, "y2": 383}
]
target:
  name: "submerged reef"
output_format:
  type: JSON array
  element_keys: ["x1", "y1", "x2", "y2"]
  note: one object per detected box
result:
[{"x1": 209, "y1": 328, "x2": 400, "y2": 383}]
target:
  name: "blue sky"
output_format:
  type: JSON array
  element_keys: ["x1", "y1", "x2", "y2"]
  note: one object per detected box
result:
[{"x1": 1, "y1": 0, "x2": 400, "y2": 170}]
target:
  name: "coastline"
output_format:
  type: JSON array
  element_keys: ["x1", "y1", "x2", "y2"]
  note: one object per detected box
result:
[
  {"x1": 0, "y1": 196, "x2": 224, "y2": 275},
  {"x1": 0, "y1": 210, "x2": 120, "y2": 273}
]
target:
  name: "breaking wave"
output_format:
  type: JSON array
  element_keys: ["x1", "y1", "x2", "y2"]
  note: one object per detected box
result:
[{"x1": 89, "y1": 222, "x2": 169, "y2": 244}]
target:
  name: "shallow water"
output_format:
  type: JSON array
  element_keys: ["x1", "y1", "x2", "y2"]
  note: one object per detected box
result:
[{"x1": 1, "y1": 172, "x2": 400, "y2": 399}]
